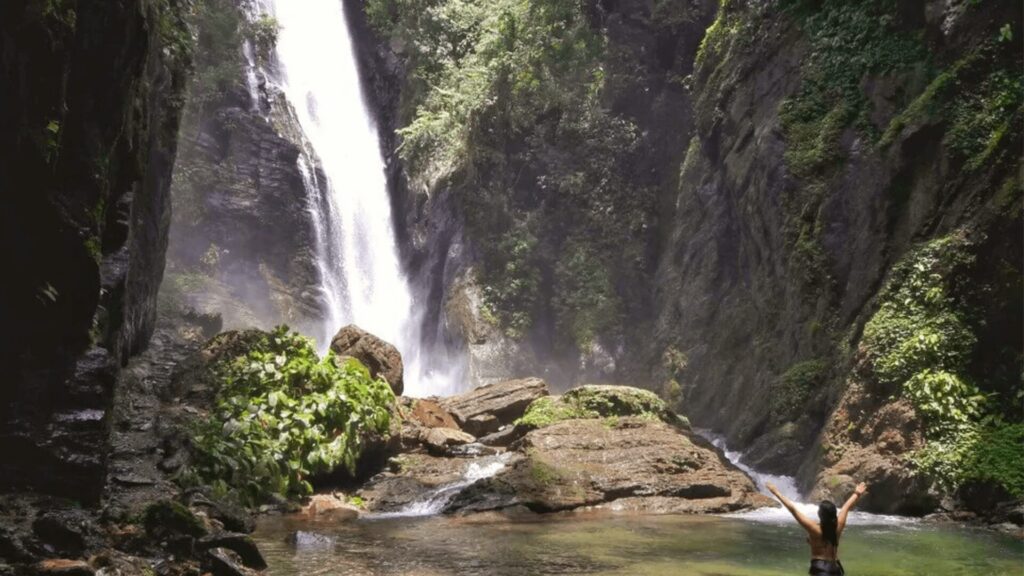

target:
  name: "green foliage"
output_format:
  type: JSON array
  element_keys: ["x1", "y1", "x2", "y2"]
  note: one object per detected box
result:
[
  {"x1": 904, "y1": 370, "x2": 987, "y2": 430},
  {"x1": 914, "y1": 422, "x2": 1024, "y2": 498},
  {"x1": 377, "y1": 0, "x2": 606, "y2": 178},
  {"x1": 945, "y1": 67, "x2": 1023, "y2": 172},
  {"x1": 659, "y1": 347, "x2": 688, "y2": 407},
  {"x1": 879, "y1": 41, "x2": 1022, "y2": 175},
  {"x1": 780, "y1": 0, "x2": 927, "y2": 141},
  {"x1": 155, "y1": 0, "x2": 197, "y2": 66},
  {"x1": 553, "y1": 243, "x2": 621, "y2": 348},
  {"x1": 862, "y1": 233, "x2": 1024, "y2": 498},
  {"x1": 180, "y1": 327, "x2": 394, "y2": 505},
  {"x1": 36, "y1": 0, "x2": 76, "y2": 30},
  {"x1": 771, "y1": 359, "x2": 827, "y2": 423},
  {"x1": 367, "y1": 0, "x2": 646, "y2": 348},
  {"x1": 84, "y1": 236, "x2": 102, "y2": 263},
  {"x1": 481, "y1": 226, "x2": 541, "y2": 338},
  {"x1": 44, "y1": 119, "x2": 61, "y2": 166},
  {"x1": 775, "y1": 0, "x2": 927, "y2": 285},
  {"x1": 186, "y1": 0, "x2": 245, "y2": 109},
  {"x1": 861, "y1": 233, "x2": 976, "y2": 393},
  {"x1": 243, "y1": 14, "x2": 281, "y2": 61}
]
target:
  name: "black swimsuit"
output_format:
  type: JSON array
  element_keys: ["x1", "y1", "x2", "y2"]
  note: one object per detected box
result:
[{"x1": 809, "y1": 559, "x2": 845, "y2": 575}]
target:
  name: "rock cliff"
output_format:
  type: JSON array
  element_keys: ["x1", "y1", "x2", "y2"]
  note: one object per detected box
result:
[
  {"x1": 0, "y1": 0, "x2": 193, "y2": 501},
  {"x1": 164, "y1": 0, "x2": 327, "y2": 337},
  {"x1": 350, "y1": 0, "x2": 1022, "y2": 515}
]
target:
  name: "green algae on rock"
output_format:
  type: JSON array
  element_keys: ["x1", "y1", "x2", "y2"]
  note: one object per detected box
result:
[{"x1": 517, "y1": 385, "x2": 688, "y2": 430}]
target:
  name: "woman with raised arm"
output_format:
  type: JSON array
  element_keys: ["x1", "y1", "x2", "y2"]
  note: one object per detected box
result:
[{"x1": 765, "y1": 481, "x2": 868, "y2": 576}]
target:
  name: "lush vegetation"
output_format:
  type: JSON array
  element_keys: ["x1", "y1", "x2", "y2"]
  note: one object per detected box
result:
[
  {"x1": 862, "y1": 233, "x2": 1024, "y2": 498},
  {"x1": 366, "y1": 0, "x2": 655, "y2": 350},
  {"x1": 179, "y1": 327, "x2": 394, "y2": 505}
]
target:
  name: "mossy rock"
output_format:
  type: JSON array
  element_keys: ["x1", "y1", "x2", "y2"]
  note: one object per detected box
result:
[
  {"x1": 517, "y1": 385, "x2": 687, "y2": 429},
  {"x1": 143, "y1": 500, "x2": 208, "y2": 539}
]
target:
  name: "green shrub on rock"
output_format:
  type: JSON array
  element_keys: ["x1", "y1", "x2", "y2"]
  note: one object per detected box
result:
[{"x1": 180, "y1": 327, "x2": 394, "y2": 505}]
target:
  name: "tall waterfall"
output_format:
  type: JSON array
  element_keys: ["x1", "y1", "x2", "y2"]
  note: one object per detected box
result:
[{"x1": 264, "y1": 0, "x2": 462, "y2": 397}]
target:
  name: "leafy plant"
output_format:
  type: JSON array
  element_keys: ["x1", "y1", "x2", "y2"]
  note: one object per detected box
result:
[
  {"x1": 862, "y1": 232, "x2": 1023, "y2": 498},
  {"x1": 914, "y1": 422, "x2": 1024, "y2": 498},
  {"x1": 180, "y1": 327, "x2": 394, "y2": 505},
  {"x1": 861, "y1": 233, "x2": 976, "y2": 393}
]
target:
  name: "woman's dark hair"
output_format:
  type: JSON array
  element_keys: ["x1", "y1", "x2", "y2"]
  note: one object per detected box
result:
[{"x1": 818, "y1": 500, "x2": 839, "y2": 547}]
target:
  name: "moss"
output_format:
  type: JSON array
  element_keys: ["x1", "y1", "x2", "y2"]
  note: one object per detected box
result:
[
  {"x1": 774, "y1": 0, "x2": 929, "y2": 287},
  {"x1": 143, "y1": 500, "x2": 208, "y2": 538},
  {"x1": 84, "y1": 236, "x2": 102, "y2": 263},
  {"x1": 879, "y1": 44, "x2": 1023, "y2": 175},
  {"x1": 517, "y1": 385, "x2": 677, "y2": 429},
  {"x1": 529, "y1": 456, "x2": 563, "y2": 487},
  {"x1": 566, "y1": 385, "x2": 668, "y2": 419},
  {"x1": 516, "y1": 396, "x2": 598, "y2": 429},
  {"x1": 771, "y1": 359, "x2": 827, "y2": 424}
]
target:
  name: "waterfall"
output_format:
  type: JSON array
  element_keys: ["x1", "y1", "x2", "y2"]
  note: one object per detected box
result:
[{"x1": 263, "y1": 0, "x2": 464, "y2": 397}]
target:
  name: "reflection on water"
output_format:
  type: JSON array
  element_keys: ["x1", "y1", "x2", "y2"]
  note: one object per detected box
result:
[{"x1": 253, "y1": 511, "x2": 1024, "y2": 576}]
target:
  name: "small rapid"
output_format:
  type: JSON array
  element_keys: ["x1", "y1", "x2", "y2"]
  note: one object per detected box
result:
[
  {"x1": 370, "y1": 452, "x2": 513, "y2": 519},
  {"x1": 697, "y1": 429, "x2": 916, "y2": 527}
]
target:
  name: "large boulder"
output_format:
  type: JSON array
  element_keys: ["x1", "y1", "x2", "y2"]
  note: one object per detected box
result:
[
  {"x1": 330, "y1": 325, "x2": 404, "y2": 395},
  {"x1": 446, "y1": 418, "x2": 771, "y2": 514},
  {"x1": 439, "y1": 378, "x2": 549, "y2": 436}
]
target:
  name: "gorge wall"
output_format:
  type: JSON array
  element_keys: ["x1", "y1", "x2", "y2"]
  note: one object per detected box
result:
[
  {"x1": 163, "y1": 0, "x2": 327, "y2": 337},
  {"x1": 0, "y1": 0, "x2": 193, "y2": 501},
  {"x1": 350, "y1": 0, "x2": 1022, "y2": 514}
]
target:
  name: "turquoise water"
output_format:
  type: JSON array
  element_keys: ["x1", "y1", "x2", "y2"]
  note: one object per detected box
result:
[{"x1": 253, "y1": 511, "x2": 1023, "y2": 575}]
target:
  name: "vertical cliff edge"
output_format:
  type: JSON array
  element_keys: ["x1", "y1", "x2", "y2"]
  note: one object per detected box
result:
[{"x1": 0, "y1": 0, "x2": 194, "y2": 502}]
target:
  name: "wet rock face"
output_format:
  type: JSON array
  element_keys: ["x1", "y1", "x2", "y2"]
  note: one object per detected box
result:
[
  {"x1": 330, "y1": 325, "x2": 405, "y2": 395},
  {"x1": 0, "y1": 0, "x2": 191, "y2": 501},
  {"x1": 439, "y1": 378, "x2": 550, "y2": 436},
  {"x1": 167, "y1": 81, "x2": 324, "y2": 333},
  {"x1": 446, "y1": 418, "x2": 770, "y2": 515}
]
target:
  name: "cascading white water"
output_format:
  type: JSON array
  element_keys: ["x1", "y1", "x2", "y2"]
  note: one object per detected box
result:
[
  {"x1": 370, "y1": 452, "x2": 513, "y2": 519},
  {"x1": 698, "y1": 429, "x2": 914, "y2": 526},
  {"x1": 264, "y1": 0, "x2": 463, "y2": 396}
]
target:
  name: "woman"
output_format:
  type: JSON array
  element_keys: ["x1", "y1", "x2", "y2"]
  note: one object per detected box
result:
[{"x1": 765, "y1": 481, "x2": 867, "y2": 575}]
